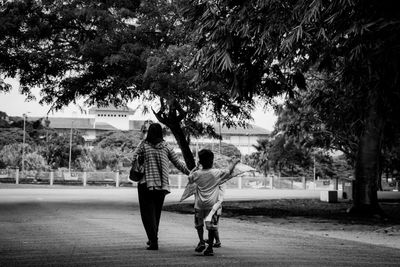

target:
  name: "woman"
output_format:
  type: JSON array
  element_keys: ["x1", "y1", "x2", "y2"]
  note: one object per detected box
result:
[{"x1": 132, "y1": 123, "x2": 190, "y2": 250}]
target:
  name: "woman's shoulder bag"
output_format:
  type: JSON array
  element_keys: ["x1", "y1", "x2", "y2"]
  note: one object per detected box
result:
[{"x1": 129, "y1": 152, "x2": 145, "y2": 182}]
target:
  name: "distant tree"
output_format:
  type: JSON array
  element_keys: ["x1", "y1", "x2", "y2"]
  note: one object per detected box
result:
[
  {"x1": 0, "y1": 113, "x2": 52, "y2": 149},
  {"x1": 0, "y1": 128, "x2": 26, "y2": 149},
  {"x1": 24, "y1": 152, "x2": 48, "y2": 171},
  {"x1": 75, "y1": 150, "x2": 95, "y2": 172},
  {"x1": 331, "y1": 155, "x2": 354, "y2": 181},
  {"x1": 90, "y1": 131, "x2": 140, "y2": 170},
  {"x1": 247, "y1": 134, "x2": 341, "y2": 179},
  {"x1": 0, "y1": 111, "x2": 10, "y2": 128},
  {"x1": 267, "y1": 134, "x2": 313, "y2": 177},
  {"x1": 200, "y1": 142, "x2": 241, "y2": 158},
  {"x1": 89, "y1": 147, "x2": 122, "y2": 170},
  {"x1": 0, "y1": 143, "x2": 32, "y2": 169},
  {"x1": 43, "y1": 131, "x2": 86, "y2": 169},
  {"x1": 247, "y1": 138, "x2": 272, "y2": 176},
  {"x1": 382, "y1": 134, "x2": 400, "y2": 182},
  {"x1": 93, "y1": 131, "x2": 142, "y2": 150}
]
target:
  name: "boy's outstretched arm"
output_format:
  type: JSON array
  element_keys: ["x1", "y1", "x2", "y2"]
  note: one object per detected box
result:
[
  {"x1": 180, "y1": 165, "x2": 199, "y2": 202},
  {"x1": 228, "y1": 157, "x2": 241, "y2": 174},
  {"x1": 219, "y1": 157, "x2": 241, "y2": 185}
]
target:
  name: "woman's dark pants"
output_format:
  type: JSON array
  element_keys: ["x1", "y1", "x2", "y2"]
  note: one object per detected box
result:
[{"x1": 138, "y1": 183, "x2": 166, "y2": 244}]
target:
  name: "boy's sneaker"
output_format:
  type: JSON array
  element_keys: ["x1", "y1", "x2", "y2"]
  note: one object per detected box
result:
[
  {"x1": 195, "y1": 241, "x2": 206, "y2": 252},
  {"x1": 203, "y1": 245, "x2": 214, "y2": 256},
  {"x1": 204, "y1": 239, "x2": 221, "y2": 248},
  {"x1": 146, "y1": 242, "x2": 158, "y2": 250},
  {"x1": 213, "y1": 241, "x2": 221, "y2": 248}
]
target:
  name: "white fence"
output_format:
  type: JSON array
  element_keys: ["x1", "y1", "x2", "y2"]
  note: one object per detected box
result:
[{"x1": 0, "y1": 168, "x2": 338, "y2": 190}]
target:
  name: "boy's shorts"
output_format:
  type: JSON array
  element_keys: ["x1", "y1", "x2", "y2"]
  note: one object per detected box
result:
[{"x1": 194, "y1": 208, "x2": 219, "y2": 230}]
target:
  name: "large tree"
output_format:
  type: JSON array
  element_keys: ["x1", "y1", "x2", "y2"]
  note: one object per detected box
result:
[
  {"x1": 0, "y1": 0, "x2": 254, "y2": 170},
  {"x1": 184, "y1": 0, "x2": 400, "y2": 216}
]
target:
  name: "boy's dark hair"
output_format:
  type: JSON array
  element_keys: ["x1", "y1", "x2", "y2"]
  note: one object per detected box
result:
[{"x1": 198, "y1": 149, "x2": 214, "y2": 169}]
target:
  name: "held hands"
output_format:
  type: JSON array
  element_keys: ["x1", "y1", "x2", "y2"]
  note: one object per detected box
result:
[
  {"x1": 189, "y1": 163, "x2": 200, "y2": 175},
  {"x1": 187, "y1": 163, "x2": 200, "y2": 184},
  {"x1": 231, "y1": 156, "x2": 240, "y2": 166}
]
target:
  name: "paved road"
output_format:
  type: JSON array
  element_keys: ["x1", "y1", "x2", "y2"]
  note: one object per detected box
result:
[
  {"x1": 0, "y1": 186, "x2": 324, "y2": 204},
  {"x1": 1, "y1": 187, "x2": 399, "y2": 266}
]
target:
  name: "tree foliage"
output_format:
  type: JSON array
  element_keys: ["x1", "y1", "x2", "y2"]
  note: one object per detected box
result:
[
  {"x1": 89, "y1": 147, "x2": 122, "y2": 170},
  {"x1": 23, "y1": 151, "x2": 48, "y2": 171},
  {"x1": 184, "y1": 0, "x2": 400, "y2": 215},
  {"x1": 43, "y1": 131, "x2": 86, "y2": 169},
  {"x1": 182, "y1": 0, "x2": 305, "y2": 100},
  {"x1": 0, "y1": 143, "x2": 25, "y2": 168},
  {"x1": 93, "y1": 130, "x2": 142, "y2": 150},
  {"x1": 199, "y1": 141, "x2": 241, "y2": 159},
  {"x1": 248, "y1": 134, "x2": 313, "y2": 177},
  {"x1": 274, "y1": 76, "x2": 360, "y2": 165}
]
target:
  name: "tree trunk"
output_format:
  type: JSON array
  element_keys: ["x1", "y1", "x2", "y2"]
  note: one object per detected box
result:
[
  {"x1": 152, "y1": 100, "x2": 196, "y2": 170},
  {"x1": 167, "y1": 122, "x2": 196, "y2": 170},
  {"x1": 348, "y1": 92, "x2": 384, "y2": 216},
  {"x1": 378, "y1": 165, "x2": 383, "y2": 191}
]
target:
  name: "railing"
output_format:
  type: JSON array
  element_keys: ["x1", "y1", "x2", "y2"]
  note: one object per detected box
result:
[
  {"x1": 0, "y1": 168, "x2": 132, "y2": 187},
  {"x1": 0, "y1": 168, "x2": 343, "y2": 190}
]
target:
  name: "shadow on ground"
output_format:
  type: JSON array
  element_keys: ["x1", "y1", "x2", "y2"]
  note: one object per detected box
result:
[{"x1": 164, "y1": 199, "x2": 400, "y2": 226}]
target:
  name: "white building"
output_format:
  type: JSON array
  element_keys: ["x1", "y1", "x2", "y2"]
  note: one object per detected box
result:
[
  {"x1": 88, "y1": 106, "x2": 135, "y2": 131},
  {"x1": 32, "y1": 106, "x2": 270, "y2": 155},
  {"x1": 171, "y1": 124, "x2": 270, "y2": 155}
]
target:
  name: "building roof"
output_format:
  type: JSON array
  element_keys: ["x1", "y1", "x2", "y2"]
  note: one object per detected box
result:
[
  {"x1": 88, "y1": 105, "x2": 136, "y2": 115},
  {"x1": 29, "y1": 117, "x2": 118, "y2": 131},
  {"x1": 29, "y1": 116, "x2": 269, "y2": 136},
  {"x1": 94, "y1": 122, "x2": 118, "y2": 131},
  {"x1": 44, "y1": 117, "x2": 93, "y2": 129},
  {"x1": 215, "y1": 123, "x2": 270, "y2": 136}
]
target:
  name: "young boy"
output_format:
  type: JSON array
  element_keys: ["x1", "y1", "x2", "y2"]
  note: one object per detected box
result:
[{"x1": 188, "y1": 149, "x2": 240, "y2": 256}]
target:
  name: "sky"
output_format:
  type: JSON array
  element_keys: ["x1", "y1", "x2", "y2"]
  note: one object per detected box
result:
[{"x1": 0, "y1": 78, "x2": 277, "y2": 131}]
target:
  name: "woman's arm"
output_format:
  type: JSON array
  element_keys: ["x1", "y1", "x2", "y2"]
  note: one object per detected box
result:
[{"x1": 167, "y1": 146, "x2": 190, "y2": 175}]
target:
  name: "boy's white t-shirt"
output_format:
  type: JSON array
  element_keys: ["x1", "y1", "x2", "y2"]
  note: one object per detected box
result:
[{"x1": 189, "y1": 168, "x2": 229, "y2": 210}]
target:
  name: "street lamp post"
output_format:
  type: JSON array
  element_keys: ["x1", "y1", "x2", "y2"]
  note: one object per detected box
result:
[
  {"x1": 22, "y1": 113, "x2": 30, "y2": 176},
  {"x1": 68, "y1": 121, "x2": 74, "y2": 174},
  {"x1": 218, "y1": 119, "x2": 222, "y2": 155},
  {"x1": 247, "y1": 133, "x2": 250, "y2": 154},
  {"x1": 313, "y1": 154, "x2": 316, "y2": 190}
]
